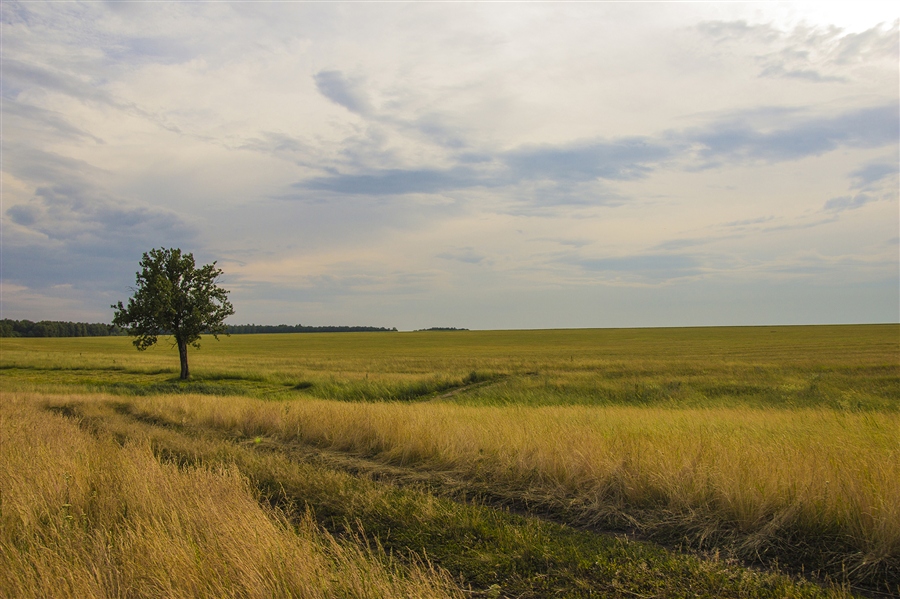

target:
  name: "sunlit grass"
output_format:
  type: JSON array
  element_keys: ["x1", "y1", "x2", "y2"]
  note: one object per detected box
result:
[
  {"x1": 1, "y1": 324, "x2": 897, "y2": 593},
  {"x1": 16, "y1": 391, "x2": 861, "y2": 599},
  {"x1": 0, "y1": 394, "x2": 460, "y2": 599},
  {"x1": 125, "y1": 392, "x2": 899, "y2": 584}
]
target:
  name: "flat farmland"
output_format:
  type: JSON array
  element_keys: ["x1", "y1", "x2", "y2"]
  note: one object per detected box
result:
[{"x1": 2, "y1": 325, "x2": 898, "y2": 598}]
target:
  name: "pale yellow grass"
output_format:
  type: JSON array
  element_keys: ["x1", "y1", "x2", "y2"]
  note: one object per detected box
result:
[
  {"x1": 0, "y1": 393, "x2": 460, "y2": 599},
  {"x1": 139, "y1": 394, "x2": 900, "y2": 573}
]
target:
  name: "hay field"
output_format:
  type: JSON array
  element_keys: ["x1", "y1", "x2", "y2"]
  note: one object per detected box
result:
[{"x1": 2, "y1": 325, "x2": 897, "y2": 597}]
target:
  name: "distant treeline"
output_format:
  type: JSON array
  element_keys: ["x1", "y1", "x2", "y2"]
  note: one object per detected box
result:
[
  {"x1": 0, "y1": 319, "x2": 398, "y2": 338},
  {"x1": 225, "y1": 324, "x2": 398, "y2": 334},
  {"x1": 415, "y1": 327, "x2": 469, "y2": 332},
  {"x1": 0, "y1": 319, "x2": 125, "y2": 338}
]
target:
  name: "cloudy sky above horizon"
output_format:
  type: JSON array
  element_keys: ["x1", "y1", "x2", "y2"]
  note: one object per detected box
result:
[{"x1": 2, "y1": 2, "x2": 897, "y2": 330}]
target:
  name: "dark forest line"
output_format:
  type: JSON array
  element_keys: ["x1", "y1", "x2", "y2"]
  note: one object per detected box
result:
[
  {"x1": 0, "y1": 319, "x2": 397, "y2": 338},
  {"x1": 0, "y1": 319, "x2": 125, "y2": 338}
]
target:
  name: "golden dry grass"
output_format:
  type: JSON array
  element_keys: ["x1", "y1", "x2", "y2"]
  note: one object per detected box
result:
[
  {"x1": 130, "y1": 393, "x2": 900, "y2": 581},
  {"x1": 0, "y1": 392, "x2": 460, "y2": 599}
]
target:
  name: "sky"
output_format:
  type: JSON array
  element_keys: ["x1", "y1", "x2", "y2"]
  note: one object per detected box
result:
[{"x1": 1, "y1": 1, "x2": 898, "y2": 331}]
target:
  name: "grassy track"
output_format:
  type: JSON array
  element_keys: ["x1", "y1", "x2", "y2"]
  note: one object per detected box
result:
[
  {"x1": 4, "y1": 392, "x2": 862, "y2": 598},
  {"x1": 91, "y1": 391, "x2": 900, "y2": 593},
  {"x1": 1, "y1": 324, "x2": 897, "y2": 597},
  {"x1": 0, "y1": 394, "x2": 458, "y2": 599}
]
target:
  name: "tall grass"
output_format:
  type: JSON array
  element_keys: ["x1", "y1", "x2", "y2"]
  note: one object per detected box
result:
[
  {"x1": 0, "y1": 393, "x2": 460, "y2": 599},
  {"x1": 23, "y1": 392, "x2": 860, "y2": 599},
  {"x1": 132, "y1": 393, "x2": 900, "y2": 585}
]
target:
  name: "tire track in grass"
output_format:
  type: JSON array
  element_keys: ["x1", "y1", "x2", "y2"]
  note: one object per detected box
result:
[
  {"x1": 240, "y1": 436, "x2": 894, "y2": 599},
  {"x1": 47, "y1": 399, "x2": 864, "y2": 599}
]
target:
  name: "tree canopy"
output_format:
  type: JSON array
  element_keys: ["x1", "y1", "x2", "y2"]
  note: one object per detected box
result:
[{"x1": 112, "y1": 248, "x2": 234, "y2": 379}]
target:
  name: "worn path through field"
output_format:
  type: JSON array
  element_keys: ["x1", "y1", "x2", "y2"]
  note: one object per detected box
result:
[{"x1": 45, "y1": 397, "x2": 872, "y2": 599}]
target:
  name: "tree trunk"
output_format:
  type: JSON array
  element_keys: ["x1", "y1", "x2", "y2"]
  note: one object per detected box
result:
[{"x1": 178, "y1": 339, "x2": 190, "y2": 380}]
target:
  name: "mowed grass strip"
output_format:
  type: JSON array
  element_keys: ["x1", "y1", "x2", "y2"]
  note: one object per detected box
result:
[
  {"x1": 30, "y1": 393, "x2": 860, "y2": 599},
  {"x1": 0, "y1": 393, "x2": 460, "y2": 599}
]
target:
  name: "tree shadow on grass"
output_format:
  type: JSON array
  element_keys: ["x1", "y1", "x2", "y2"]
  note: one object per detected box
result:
[{"x1": 2, "y1": 364, "x2": 297, "y2": 399}]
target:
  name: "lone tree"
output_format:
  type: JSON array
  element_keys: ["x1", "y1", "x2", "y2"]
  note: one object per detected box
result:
[{"x1": 112, "y1": 247, "x2": 235, "y2": 380}]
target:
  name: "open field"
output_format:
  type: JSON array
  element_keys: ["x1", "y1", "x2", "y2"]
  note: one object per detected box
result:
[
  {"x1": 2, "y1": 325, "x2": 897, "y2": 409},
  {"x1": 2, "y1": 325, "x2": 898, "y2": 597}
]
